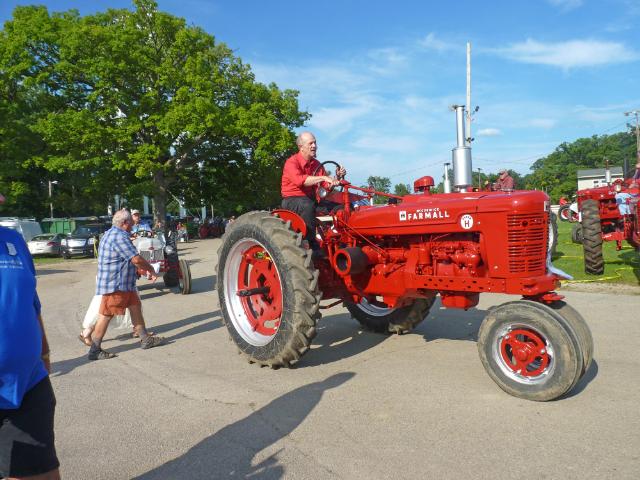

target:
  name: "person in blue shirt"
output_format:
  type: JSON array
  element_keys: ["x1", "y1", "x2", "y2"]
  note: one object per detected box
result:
[{"x1": 0, "y1": 193, "x2": 60, "y2": 480}]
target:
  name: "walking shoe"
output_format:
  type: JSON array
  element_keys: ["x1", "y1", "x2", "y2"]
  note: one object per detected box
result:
[
  {"x1": 140, "y1": 335, "x2": 167, "y2": 350},
  {"x1": 88, "y1": 349, "x2": 117, "y2": 361}
]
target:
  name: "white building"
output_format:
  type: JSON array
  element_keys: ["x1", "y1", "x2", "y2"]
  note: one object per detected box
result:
[{"x1": 576, "y1": 167, "x2": 624, "y2": 190}]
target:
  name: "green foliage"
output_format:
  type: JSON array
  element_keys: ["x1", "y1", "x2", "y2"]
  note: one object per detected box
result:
[
  {"x1": 0, "y1": 1, "x2": 307, "y2": 221},
  {"x1": 522, "y1": 132, "x2": 636, "y2": 202},
  {"x1": 393, "y1": 183, "x2": 411, "y2": 196},
  {"x1": 365, "y1": 175, "x2": 391, "y2": 204}
]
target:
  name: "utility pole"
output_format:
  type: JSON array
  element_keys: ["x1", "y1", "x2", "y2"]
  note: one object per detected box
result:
[
  {"x1": 477, "y1": 167, "x2": 483, "y2": 189},
  {"x1": 625, "y1": 110, "x2": 640, "y2": 163},
  {"x1": 48, "y1": 180, "x2": 58, "y2": 219},
  {"x1": 466, "y1": 42, "x2": 471, "y2": 145}
]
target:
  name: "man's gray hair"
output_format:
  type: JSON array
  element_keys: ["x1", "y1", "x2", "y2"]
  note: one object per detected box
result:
[
  {"x1": 112, "y1": 209, "x2": 132, "y2": 227},
  {"x1": 296, "y1": 131, "x2": 315, "y2": 148}
]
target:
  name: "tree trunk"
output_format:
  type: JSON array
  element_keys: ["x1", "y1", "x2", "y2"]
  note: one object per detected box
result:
[{"x1": 153, "y1": 169, "x2": 168, "y2": 232}]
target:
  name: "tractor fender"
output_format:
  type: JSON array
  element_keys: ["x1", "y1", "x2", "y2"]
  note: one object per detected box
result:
[{"x1": 272, "y1": 209, "x2": 307, "y2": 237}]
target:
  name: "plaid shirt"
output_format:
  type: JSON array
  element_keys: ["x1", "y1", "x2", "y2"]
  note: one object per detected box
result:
[{"x1": 96, "y1": 226, "x2": 139, "y2": 295}]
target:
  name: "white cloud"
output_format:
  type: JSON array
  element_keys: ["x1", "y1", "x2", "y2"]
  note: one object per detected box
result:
[
  {"x1": 573, "y1": 103, "x2": 636, "y2": 123},
  {"x1": 417, "y1": 32, "x2": 460, "y2": 52},
  {"x1": 546, "y1": 0, "x2": 583, "y2": 12},
  {"x1": 494, "y1": 38, "x2": 638, "y2": 68},
  {"x1": 477, "y1": 128, "x2": 502, "y2": 137},
  {"x1": 367, "y1": 47, "x2": 409, "y2": 75},
  {"x1": 529, "y1": 118, "x2": 557, "y2": 129}
]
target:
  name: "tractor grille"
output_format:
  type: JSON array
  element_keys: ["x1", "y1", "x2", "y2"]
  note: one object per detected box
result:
[
  {"x1": 507, "y1": 214, "x2": 546, "y2": 273},
  {"x1": 140, "y1": 249, "x2": 164, "y2": 262}
]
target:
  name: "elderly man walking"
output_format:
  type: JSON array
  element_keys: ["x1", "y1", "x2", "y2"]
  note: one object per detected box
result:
[{"x1": 89, "y1": 209, "x2": 166, "y2": 360}]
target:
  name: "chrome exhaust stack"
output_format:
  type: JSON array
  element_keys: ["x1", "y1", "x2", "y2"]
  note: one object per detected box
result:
[{"x1": 451, "y1": 105, "x2": 473, "y2": 192}]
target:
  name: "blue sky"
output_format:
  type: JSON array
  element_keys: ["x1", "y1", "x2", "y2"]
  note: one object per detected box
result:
[{"x1": 2, "y1": 0, "x2": 639, "y2": 187}]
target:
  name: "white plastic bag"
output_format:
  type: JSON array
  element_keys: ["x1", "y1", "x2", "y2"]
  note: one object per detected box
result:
[{"x1": 82, "y1": 292, "x2": 137, "y2": 330}]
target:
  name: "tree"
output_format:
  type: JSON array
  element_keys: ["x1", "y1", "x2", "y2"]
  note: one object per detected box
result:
[
  {"x1": 393, "y1": 183, "x2": 411, "y2": 196},
  {"x1": 523, "y1": 132, "x2": 635, "y2": 201},
  {"x1": 365, "y1": 176, "x2": 391, "y2": 204},
  {"x1": 1, "y1": 1, "x2": 307, "y2": 222}
]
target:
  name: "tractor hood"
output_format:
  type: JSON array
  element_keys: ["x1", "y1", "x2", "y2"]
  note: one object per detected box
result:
[{"x1": 346, "y1": 190, "x2": 549, "y2": 235}]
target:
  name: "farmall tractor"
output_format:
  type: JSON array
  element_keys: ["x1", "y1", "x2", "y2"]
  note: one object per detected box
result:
[
  {"x1": 571, "y1": 170, "x2": 640, "y2": 275},
  {"x1": 216, "y1": 106, "x2": 592, "y2": 401}
]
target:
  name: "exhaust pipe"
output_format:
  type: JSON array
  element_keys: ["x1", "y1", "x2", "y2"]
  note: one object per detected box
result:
[
  {"x1": 451, "y1": 105, "x2": 473, "y2": 192},
  {"x1": 334, "y1": 247, "x2": 371, "y2": 277},
  {"x1": 443, "y1": 163, "x2": 451, "y2": 193}
]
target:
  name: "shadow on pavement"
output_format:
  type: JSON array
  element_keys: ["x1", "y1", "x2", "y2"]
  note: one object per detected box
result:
[
  {"x1": 191, "y1": 274, "x2": 216, "y2": 294},
  {"x1": 133, "y1": 372, "x2": 355, "y2": 480},
  {"x1": 299, "y1": 312, "x2": 387, "y2": 367},
  {"x1": 36, "y1": 269, "x2": 73, "y2": 276},
  {"x1": 418, "y1": 299, "x2": 486, "y2": 342},
  {"x1": 51, "y1": 310, "x2": 222, "y2": 377},
  {"x1": 563, "y1": 359, "x2": 599, "y2": 399}
]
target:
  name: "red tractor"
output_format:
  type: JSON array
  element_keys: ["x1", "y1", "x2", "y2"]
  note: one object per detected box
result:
[
  {"x1": 573, "y1": 176, "x2": 640, "y2": 274},
  {"x1": 216, "y1": 107, "x2": 592, "y2": 401}
]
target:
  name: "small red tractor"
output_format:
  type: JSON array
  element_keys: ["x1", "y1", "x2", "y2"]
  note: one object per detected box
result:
[
  {"x1": 572, "y1": 174, "x2": 640, "y2": 274},
  {"x1": 216, "y1": 106, "x2": 592, "y2": 401}
]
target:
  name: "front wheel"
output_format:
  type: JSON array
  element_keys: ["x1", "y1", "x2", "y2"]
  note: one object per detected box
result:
[
  {"x1": 345, "y1": 297, "x2": 434, "y2": 334},
  {"x1": 178, "y1": 259, "x2": 192, "y2": 294},
  {"x1": 571, "y1": 224, "x2": 583, "y2": 244},
  {"x1": 477, "y1": 300, "x2": 585, "y2": 401},
  {"x1": 558, "y1": 205, "x2": 572, "y2": 222},
  {"x1": 548, "y1": 213, "x2": 558, "y2": 256},
  {"x1": 217, "y1": 211, "x2": 320, "y2": 367}
]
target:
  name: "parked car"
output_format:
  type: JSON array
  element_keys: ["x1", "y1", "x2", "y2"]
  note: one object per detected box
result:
[
  {"x1": 0, "y1": 217, "x2": 43, "y2": 242},
  {"x1": 27, "y1": 233, "x2": 64, "y2": 256},
  {"x1": 61, "y1": 223, "x2": 110, "y2": 258}
]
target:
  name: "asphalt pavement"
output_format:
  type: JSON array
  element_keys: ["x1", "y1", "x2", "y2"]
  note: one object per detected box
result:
[{"x1": 37, "y1": 238, "x2": 640, "y2": 479}]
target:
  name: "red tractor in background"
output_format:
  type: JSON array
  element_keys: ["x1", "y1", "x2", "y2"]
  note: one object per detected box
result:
[
  {"x1": 216, "y1": 106, "x2": 592, "y2": 402},
  {"x1": 571, "y1": 173, "x2": 640, "y2": 275}
]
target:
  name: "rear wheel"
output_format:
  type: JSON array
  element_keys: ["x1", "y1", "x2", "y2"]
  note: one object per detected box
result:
[
  {"x1": 178, "y1": 259, "x2": 192, "y2": 294},
  {"x1": 581, "y1": 199, "x2": 604, "y2": 275},
  {"x1": 217, "y1": 211, "x2": 320, "y2": 367},
  {"x1": 345, "y1": 297, "x2": 434, "y2": 334},
  {"x1": 477, "y1": 300, "x2": 585, "y2": 401}
]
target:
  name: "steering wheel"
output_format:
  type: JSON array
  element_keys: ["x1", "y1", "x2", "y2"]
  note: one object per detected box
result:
[{"x1": 312, "y1": 160, "x2": 344, "y2": 203}]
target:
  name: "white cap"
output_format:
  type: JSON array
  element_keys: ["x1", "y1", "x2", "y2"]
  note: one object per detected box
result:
[{"x1": 131, "y1": 209, "x2": 140, "y2": 215}]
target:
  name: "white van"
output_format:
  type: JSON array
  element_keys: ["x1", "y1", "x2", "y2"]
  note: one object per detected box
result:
[{"x1": 0, "y1": 218, "x2": 43, "y2": 242}]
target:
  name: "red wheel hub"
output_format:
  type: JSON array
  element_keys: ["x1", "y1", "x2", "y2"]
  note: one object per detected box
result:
[
  {"x1": 237, "y1": 245, "x2": 283, "y2": 336},
  {"x1": 500, "y1": 328, "x2": 550, "y2": 377}
]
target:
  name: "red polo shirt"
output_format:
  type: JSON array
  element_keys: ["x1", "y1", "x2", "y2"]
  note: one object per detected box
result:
[{"x1": 281, "y1": 152, "x2": 326, "y2": 198}]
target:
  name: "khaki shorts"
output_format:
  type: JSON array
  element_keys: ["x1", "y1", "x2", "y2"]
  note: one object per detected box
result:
[{"x1": 99, "y1": 291, "x2": 141, "y2": 316}]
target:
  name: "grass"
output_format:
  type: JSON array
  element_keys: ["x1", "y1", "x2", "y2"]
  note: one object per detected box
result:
[
  {"x1": 32, "y1": 256, "x2": 90, "y2": 265},
  {"x1": 552, "y1": 220, "x2": 640, "y2": 286}
]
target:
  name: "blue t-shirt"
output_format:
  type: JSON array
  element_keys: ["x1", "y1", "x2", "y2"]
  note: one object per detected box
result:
[{"x1": 0, "y1": 226, "x2": 47, "y2": 409}]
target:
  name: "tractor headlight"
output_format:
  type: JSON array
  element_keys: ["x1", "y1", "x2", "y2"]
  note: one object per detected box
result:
[
  {"x1": 318, "y1": 186, "x2": 328, "y2": 199},
  {"x1": 615, "y1": 183, "x2": 622, "y2": 192},
  {"x1": 164, "y1": 245, "x2": 175, "y2": 255}
]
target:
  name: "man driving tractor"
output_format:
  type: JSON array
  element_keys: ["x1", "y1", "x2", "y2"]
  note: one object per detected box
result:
[{"x1": 281, "y1": 132, "x2": 345, "y2": 254}]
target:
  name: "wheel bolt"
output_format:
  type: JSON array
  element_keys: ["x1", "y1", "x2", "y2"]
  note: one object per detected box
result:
[{"x1": 540, "y1": 349, "x2": 546, "y2": 354}]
